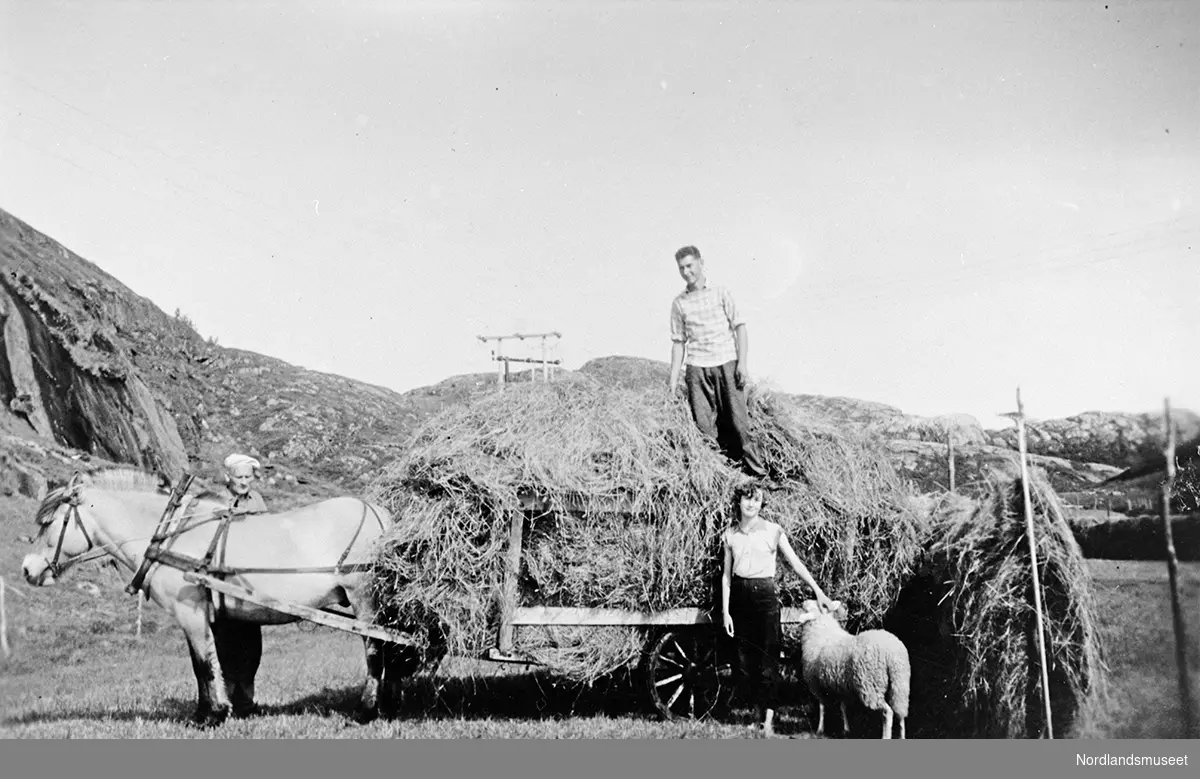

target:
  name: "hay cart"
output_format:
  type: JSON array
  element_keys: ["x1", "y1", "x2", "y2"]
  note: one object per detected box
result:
[
  {"x1": 475, "y1": 489, "x2": 807, "y2": 721},
  {"x1": 176, "y1": 486, "x2": 801, "y2": 722}
]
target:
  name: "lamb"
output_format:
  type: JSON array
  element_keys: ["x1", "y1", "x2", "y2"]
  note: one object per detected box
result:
[{"x1": 795, "y1": 599, "x2": 911, "y2": 739}]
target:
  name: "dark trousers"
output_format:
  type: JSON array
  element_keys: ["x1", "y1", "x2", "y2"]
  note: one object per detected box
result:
[
  {"x1": 730, "y1": 576, "x2": 781, "y2": 712},
  {"x1": 684, "y1": 361, "x2": 768, "y2": 478},
  {"x1": 212, "y1": 619, "x2": 263, "y2": 710}
]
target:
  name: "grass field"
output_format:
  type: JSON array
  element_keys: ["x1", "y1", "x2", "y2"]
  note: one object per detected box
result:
[{"x1": 2, "y1": 495, "x2": 1197, "y2": 739}]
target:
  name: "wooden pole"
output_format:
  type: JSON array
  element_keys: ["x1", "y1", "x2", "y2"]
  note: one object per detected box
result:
[
  {"x1": 497, "y1": 511, "x2": 525, "y2": 654},
  {"x1": 1015, "y1": 388, "x2": 1055, "y2": 739},
  {"x1": 947, "y1": 427, "x2": 956, "y2": 493},
  {"x1": 136, "y1": 589, "x2": 146, "y2": 639},
  {"x1": 1160, "y1": 398, "x2": 1199, "y2": 737},
  {"x1": 0, "y1": 576, "x2": 10, "y2": 660}
]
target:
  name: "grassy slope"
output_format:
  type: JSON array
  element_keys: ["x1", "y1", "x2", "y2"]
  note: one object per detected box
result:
[{"x1": 2, "y1": 496, "x2": 1196, "y2": 738}]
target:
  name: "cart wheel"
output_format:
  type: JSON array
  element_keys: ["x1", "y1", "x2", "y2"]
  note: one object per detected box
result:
[{"x1": 643, "y1": 628, "x2": 732, "y2": 721}]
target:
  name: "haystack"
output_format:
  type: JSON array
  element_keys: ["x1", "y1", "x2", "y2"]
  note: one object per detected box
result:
[
  {"x1": 890, "y1": 473, "x2": 1108, "y2": 738},
  {"x1": 366, "y1": 375, "x2": 925, "y2": 682}
]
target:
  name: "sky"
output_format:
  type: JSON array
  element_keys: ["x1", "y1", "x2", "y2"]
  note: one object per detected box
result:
[{"x1": 1, "y1": 0, "x2": 1197, "y2": 431}]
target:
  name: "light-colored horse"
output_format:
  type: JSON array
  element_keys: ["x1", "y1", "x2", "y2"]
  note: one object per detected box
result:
[{"x1": 20, "y1": 468, "x2": 421, "y2": 725}]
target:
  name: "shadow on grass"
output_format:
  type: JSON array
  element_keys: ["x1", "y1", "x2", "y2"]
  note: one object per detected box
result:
[
  {"x1": 2, "y1": 666, "x2": 898, "y2": 738},
  {"x1": 270, "y1": 665, "x2": 827, "y2": 735},
  {"x1": 384, "y1": 666, "x2": 833, "y2": 737},
  {"x1": 0, "y1": 672, "x2": 654, "y2": 729},
  {"x1": 2, "y1": 698, "x2": 196, "y2": 727}
]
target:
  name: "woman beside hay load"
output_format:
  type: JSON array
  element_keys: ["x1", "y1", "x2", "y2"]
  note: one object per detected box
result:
[
  {"x1": 722, "y1": 482, "x2": 835, "y2": 736},
  {"x1": 365, "y1": 376, "x2": 925, "y2": 699}
]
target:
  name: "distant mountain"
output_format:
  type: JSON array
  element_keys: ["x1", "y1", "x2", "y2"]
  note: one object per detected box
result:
[{"x1": 1, "y1": 207, "x2": 1190, "y2": 506}]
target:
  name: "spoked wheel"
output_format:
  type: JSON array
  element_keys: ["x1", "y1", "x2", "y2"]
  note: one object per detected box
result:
[{"x1": 643, "y1": 628, "x2": 733, "y2": 721}]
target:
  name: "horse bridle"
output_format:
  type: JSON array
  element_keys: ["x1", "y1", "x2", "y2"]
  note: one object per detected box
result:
[{"x1": 44, "y1": 477, "x2": 105, "y2": 579}]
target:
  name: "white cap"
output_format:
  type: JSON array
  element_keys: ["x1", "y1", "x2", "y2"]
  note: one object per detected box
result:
[{"x1": 223, "y1": 454, "x2": 261, "y2": 472}]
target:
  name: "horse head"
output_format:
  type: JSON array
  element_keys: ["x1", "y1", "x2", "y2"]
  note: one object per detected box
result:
[{"x1": 21, "y1": 472, "x2": 94, "y2": 586}]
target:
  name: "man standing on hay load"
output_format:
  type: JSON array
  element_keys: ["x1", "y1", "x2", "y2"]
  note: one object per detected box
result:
[{"x1": 668, "y1": 245, "x2": 769, "y2": 481}]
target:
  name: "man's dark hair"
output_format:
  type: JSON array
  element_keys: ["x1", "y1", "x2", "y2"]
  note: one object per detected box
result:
[{"x1": 674, "y1": 245, "x2": 701, "y2": 262}]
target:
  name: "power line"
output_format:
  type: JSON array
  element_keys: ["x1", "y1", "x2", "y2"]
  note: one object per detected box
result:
[
  {"x1": 797, "y1": 218, "x2": 1198, "y2": 311},
  {"x1": 5, "y1": 123, "x2": 268, "y2": 229},
  {"x1": 2, "y1": 74, "x2": 353, "y2": 260},
  {"x1": 5, "y1": 71, "x2": 1197, "y2": 336},
  {"x1": 826, "y1": 213, "x2": 1194, "y2": 291}
]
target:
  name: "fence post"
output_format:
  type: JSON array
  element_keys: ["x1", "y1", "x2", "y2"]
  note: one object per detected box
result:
[
  {"x1": 947, "y1": 427, "x2": 956, "y2": 494},
  {"x1": 1015, "y1": 388, "x2": 1055, "y2": 739},
  {"x1": 1160, "y1": 398, "x2": 1199, "y2": 737},
  {"x1": 136, "y1": 589, "x2": 146, "y2": 639},
  {"x1": 0, "y1": 576, "x2": 9, "y2": 660}
]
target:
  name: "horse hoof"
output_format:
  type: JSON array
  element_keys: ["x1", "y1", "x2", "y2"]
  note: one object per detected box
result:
[
  {"x1": 378, "y1": 699, "x2": 402, "y2": 720},
  {"x1": 352, "y1": 706, "x2": 380, "y2": 725},
  {"x1": 196, "y1": 705, "x2": 231, "y2": 728},
  {"x1": 232, "y1": 703, "x2": 260, "y2": 719}
]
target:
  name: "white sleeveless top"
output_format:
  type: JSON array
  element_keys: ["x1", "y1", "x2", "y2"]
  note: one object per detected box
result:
[{"x1": 723, "y1": 520, "x2": 781, "y2": 579}]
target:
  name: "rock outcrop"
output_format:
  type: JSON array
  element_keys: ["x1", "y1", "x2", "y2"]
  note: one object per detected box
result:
[
  {"x1": 988, "y1": 411, "x2": 1200, "y2": 468},
  {"x1": 1, "y1": 212, "x2": 188, "y2": 477}
]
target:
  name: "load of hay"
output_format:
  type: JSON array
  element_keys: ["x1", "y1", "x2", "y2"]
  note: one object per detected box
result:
[
  {"x1": 365, "y1": 375, "x2": 926, "y2": 683},
  {"x1": 894, "y1": 473, "x2": 1108, "y2": 738}
]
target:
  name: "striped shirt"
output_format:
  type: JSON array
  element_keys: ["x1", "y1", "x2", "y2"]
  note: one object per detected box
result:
[
  {"x1": 724, "y1": 521, "x2": 781, "y2": 579},
  {"x1": 669, "y1": 283, "x2": 743, "y2": 367}
]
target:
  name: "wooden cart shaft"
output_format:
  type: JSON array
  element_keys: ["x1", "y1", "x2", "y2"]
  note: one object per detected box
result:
[{"x1": 183, "y1": 572, "x2": 418, "y2": 647}]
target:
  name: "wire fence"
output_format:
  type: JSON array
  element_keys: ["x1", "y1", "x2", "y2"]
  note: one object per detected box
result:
[{"x1": 1058, "y1": 491, "x2": 1160, "y2": 515}]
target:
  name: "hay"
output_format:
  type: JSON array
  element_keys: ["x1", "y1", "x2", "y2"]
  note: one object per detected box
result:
[
  {"x1": 366, "y1": 376, "x2": 924, "y2": 683},
  {"x1": 908, "y1": 472, "x2": 1108, "y2": 738}
]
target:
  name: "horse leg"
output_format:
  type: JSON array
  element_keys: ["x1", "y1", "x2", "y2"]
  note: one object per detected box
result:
[
  {"x1": 357, "y1": 636, "x2": 384, "y2": 722},
  {"x1": 341, "y1": 580, "x2": 388, "y2": 721},
  {"x1": 177, "y1": 604, "x2": 232, "y2": 727},
  {"x1": 185, "y1": 639, "x2": 215, "y2": 725},
  {"x1": 378, "y1": 635, "x2": 437, "y2": 718},
  {"x1": 213, "y1": 619, "x2": 263, "y2": 717}
]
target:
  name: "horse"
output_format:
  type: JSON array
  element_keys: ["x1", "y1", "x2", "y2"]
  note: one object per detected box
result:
[{"x1": 19, "y1": 468, "x2": 426, "y2": 726}]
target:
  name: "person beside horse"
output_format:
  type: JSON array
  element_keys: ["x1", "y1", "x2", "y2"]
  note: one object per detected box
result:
[
  {"x1": 19, "y1": 467, "x2": 424, "y2": 726},
  {"x1": 207, "y1": 453, "x2": 270, "y2": 716},
  {"x1": 220, "y1": 453, "x2": 268, "y2": 514}
]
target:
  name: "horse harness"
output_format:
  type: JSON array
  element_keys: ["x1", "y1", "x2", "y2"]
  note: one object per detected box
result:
[
  {"x1": 44, "y1": 475, "x2": 105, "y2": 580},
  {"x1": 56, "y1": 473, "x2": 388, "y2": 622}
]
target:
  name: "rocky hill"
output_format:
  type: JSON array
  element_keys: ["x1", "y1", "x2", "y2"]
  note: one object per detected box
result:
[{"x1": 1, "y1": 207, "x2": 1193, "y2": 507}]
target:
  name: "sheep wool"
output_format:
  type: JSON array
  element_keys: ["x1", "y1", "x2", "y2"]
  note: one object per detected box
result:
[{"x1": 798, "y1": 602, "x2": 911, "y2": 739}]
